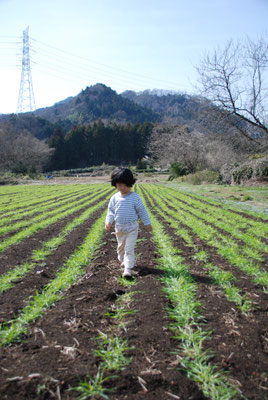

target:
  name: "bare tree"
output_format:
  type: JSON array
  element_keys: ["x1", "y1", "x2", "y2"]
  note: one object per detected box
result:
[
  {"x1": 148, "y1": 123, "x2": 246, "y2": 172},
  {"x1": 196, "y1": 37, "x2": 268, "y2": 141},
  {"x1": 148, "y1": 124, "x2": 204, "y2": 171},
  {"x1": 0, "y1": 124, "x2": 53, "y2": 172}
]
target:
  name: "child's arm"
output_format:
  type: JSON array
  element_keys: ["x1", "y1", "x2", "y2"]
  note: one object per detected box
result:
[
  {"x1": 105, "y1": 197, "x2": 115, "y2": 232},
  {"x1": 135, "y1": 195, "x2": 152, "y2": 231}
]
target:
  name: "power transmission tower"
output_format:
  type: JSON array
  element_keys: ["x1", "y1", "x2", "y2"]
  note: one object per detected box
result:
[{"x1": 16, "y1": 26, "x2": 36, "y2": 113}]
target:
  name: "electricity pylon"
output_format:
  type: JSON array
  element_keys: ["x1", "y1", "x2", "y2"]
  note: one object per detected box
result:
[{"x1": 16, "y1": 26, "x2": 36, "y2": 113}]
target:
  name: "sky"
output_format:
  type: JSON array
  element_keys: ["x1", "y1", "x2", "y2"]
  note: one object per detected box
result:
[{"x1": 0, "y1": 0, "x2": 267, "y2": 114}]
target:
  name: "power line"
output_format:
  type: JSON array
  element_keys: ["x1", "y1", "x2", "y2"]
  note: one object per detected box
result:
[
  {"x1": 0, "y1": 35, "x2": 20, "y2": 39},
  {"x1": 0, "y1": 31, "x2": 190, "y2": 113},
  {"x1": 32, "y1": 53, "x2": 169, "y2": 89},
  {"x1": 29, "y1": 36, "x2": 189, "y2": 91}
]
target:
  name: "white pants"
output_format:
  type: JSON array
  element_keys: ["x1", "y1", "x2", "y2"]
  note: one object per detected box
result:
[{"x1": 115, "y1": 226, "x2": 139, "y2": 270}]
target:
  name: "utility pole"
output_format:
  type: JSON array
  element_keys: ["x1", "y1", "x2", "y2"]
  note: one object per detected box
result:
[{"x1": 16, "y1": 26, "x2": 36, "y2": 113}]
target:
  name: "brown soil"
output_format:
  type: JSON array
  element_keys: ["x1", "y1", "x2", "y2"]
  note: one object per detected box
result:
[{"x1": 0, "y1": 188, "x2": 267, "y2": 399}]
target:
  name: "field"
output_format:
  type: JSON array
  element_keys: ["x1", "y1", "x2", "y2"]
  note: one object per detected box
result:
[{"x1": 0, "y1": 182, "x2": 267, "y2": 400}]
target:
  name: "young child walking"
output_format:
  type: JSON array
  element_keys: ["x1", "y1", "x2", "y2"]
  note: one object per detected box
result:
[{"x1": 105, "y1": 168, "x2": 152, "y2": 277}]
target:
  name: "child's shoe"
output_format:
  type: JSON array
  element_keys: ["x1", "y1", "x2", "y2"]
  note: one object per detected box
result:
[{"x1": 123, "y1": 268, "x2": 131, "y2": 278}]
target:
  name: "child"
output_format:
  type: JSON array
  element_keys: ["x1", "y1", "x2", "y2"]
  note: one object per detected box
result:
[{"x1": 105, "y1": 168, "x2": 152, "y2": 277}]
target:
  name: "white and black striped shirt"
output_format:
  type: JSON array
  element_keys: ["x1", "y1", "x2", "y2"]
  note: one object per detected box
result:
[{"x1": 106, "y1": 191, "x2": 151, "y2": 231}]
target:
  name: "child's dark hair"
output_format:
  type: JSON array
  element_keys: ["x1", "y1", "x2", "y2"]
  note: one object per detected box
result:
[{"x1": 111, "y1": 168, "x2": 136, "y2": 187}]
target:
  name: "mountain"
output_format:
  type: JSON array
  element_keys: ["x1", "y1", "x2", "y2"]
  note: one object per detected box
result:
[
  {"x1": 0, "y1": 113, "x2": 55, "y2": 140},
  {"x1": 35, "y1": 84, "x2": 159, "y2": 129},
  {"x1": 121, "y1": 89, "x2": 203, "y2": 128},
  {"x1": 0, "y1": 84, "x2": 208, "y2": 141}
]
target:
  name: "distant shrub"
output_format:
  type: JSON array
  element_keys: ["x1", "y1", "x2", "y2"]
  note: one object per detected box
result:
[
  {"x1": 168, "y1": 162, "x2": 189, "y2": 181},
  {"x1": 178, "y1": 169, "x2": 219, "y2": 185},
  {"x1": 219, "y1": 157, "x2": 268, "y2": 184},
  {"x1": 136, "y1": 159, "x2": 147, "y2": 170},
  {"x1": 11, "y1": 162, "x2": 39, "y2": 179},
  {"x1": 0, "y1": 172, "x2": 20, "y2": 185},
  {"x1": 11, "y1": 162, "x2": 28, "y2": 175},
  {"x1": 50, "y1": 165, "x2": 117, "y2": 177},
  {"x1": 242, "y1": 195, "x2": 253, "y2": 201}
]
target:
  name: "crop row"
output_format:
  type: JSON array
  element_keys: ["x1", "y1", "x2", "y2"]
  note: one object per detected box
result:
[
  {"x1": 143, "y1": 185, "x2": 268, "y2": 292},
  {"x1": 0, "y1": 184, "x2": 90, "y2": 213},
  {"x1": 0, "y1": 185, "x2": 96, "y2": 224},
  {"x1": 0, "y1": 184, "x2": 135, "y2": 396},
  {"x1": 166, "y1": 185, "x2": 268, "y2": 240},
  {"x1": 137, "y1": 187, "x2": 242, "y2": 399},
  {"x1": 153, "y1": 184, "x2": 268, "y2": 249},
  {"x1": 0, "y1": 207, "x2": 107, "y2": 345},
  {"x1": 167, "y1": 184, "x2": 268, "y2": 221},
  {"x1": 72, "y1": 277, "x2": 137, "y2": 399},
  {"x1": 142, "y1": 188, "x2": 254, "y2": 313},
  {"x1": 0, "y1": 183, "x2": 265, "y2": 399},
  {"x1": 0, "y1": 186, "x2": 104, "y2": 234},
  {"x1": 0, "y1": 186, "x2": 113, "y2": 253},
  {"x1": 0, "y1": 191, "x2": 112, "y2": 295}
]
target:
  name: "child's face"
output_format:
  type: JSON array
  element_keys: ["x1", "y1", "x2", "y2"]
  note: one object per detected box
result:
[{"x1": 116, "y1": 182, "x2": 131, "y2": 195}]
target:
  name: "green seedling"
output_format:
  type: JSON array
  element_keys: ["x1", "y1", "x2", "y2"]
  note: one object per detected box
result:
[
  {"x1": 117, "y1": 276, "x2": 136, "y2": 287},
  {"x1": 193, "y1": 251, "x2": 209, "y2": 262},
  {"x1": 95, "y1": 331, "x2": 132, "y2": 371},
  {"x1": 70, "y1": 368, "x2": 115, "y2": 400}
]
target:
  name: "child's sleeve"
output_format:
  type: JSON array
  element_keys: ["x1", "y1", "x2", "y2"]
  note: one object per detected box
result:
[
  {"x1": 135, "y1": 195, "x2": 151, "y2": 226},
  {"x1": 105, "y1": 197, "x2": 115, "y2": 225}
]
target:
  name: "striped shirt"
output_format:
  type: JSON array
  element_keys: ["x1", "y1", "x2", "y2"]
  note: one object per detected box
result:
[{"x1": 106, "y1": 191, "x2": 151, "y2": 232}]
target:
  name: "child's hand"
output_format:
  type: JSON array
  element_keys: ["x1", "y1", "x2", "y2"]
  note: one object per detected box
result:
[
  {"x1": 105, "y1": 223, "x2": 111, "y2": 232},
  {"x1": 146, "y1": 224, "x2": 152, "y2": 232}
]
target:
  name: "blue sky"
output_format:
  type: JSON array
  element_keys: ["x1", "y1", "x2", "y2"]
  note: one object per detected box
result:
[{"x1": 0, "y1": 0, "x2": 267, "y2": 113}]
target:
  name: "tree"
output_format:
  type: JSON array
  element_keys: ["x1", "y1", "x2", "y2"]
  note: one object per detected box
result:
[
  {"x1": 148, "y1": 125, "x2": 203, "y2": 172},
  {"x1": 65, "y1": 126, "x2": 87, "y2": 168},
  {"x1": 148, "y1": 124, "x2": 244, "y2": 172},
  {"x1": 0, "y1": 123, "x2": 53, "y2": 173},
  {"x1": 196, "y1": 37, "x2": 268, "y2": 141},
  {"x1": 47, "y1": 128, "x2": 66, "y2": 170}
]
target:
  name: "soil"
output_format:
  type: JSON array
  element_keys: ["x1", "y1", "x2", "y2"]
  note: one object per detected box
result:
[{"x1": 0, "y1": 187, "x2": 267, "y2": 400}]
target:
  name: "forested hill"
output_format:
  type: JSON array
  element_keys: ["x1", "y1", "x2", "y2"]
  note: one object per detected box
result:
[
  {"x1": 0, "y1": 113, "x2": 55, "y2": 140},
  {"x1": 0, "y1": 84, "x2": 208, "y2": 141},
  {"x1": 121, "y1": 89, "x2": 202, "y2": 128},
  {"x1": 35, "y1": 84, "x2": 159, "y2": 128}
]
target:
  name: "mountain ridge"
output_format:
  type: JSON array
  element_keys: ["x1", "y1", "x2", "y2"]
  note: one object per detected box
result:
[
  {"x1": 0, "y1": 83, "x2": 206, "y2": 139},
  {"x1": 35, "y1": 84, "x2": 159, "y2": 127}
]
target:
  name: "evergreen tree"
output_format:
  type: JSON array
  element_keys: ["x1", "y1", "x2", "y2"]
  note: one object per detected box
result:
[
  {"x1": 46, "y1": 120, "x2": 154, "y2": 170},
  {"x1": 47, "y1": 128, "x2": 66, "y2": 170},
  {"x1": 65, "y1": 125, "x2": 87, "y2": 168}
]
